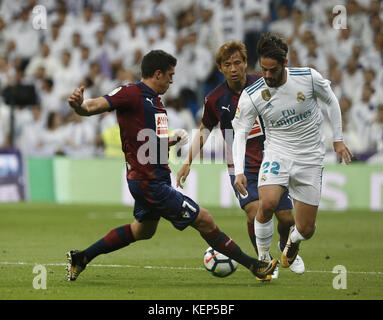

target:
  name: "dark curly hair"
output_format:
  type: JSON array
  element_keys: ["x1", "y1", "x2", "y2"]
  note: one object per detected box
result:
[{"x1": 256, "y1": 33, "x2": 288, "y2": 64}]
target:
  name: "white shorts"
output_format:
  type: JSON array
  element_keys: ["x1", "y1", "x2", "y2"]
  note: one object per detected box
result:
[{"x1": 258, "y1": 150, "x2": 324, "y2": 206}]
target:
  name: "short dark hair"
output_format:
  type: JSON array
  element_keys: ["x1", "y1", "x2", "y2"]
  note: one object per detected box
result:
[
  {"x1": 256, "y1": 33, "x2": 288, "y2": 64},
  {"x1": 141, "y1": 50, "x2": 177, "y2": 78}
]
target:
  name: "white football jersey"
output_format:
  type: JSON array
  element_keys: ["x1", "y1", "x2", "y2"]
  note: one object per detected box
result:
[{"x1": 232, "y1": 67, "x2": 343, "y2": 171}]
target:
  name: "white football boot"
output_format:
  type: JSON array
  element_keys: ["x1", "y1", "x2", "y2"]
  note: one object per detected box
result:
[
  {"x1": 289, "y1": 253, "x2": 305, "y2": 274},
  {"x1": 271, "y1": 265, "x2": 279, "y2": 279}
]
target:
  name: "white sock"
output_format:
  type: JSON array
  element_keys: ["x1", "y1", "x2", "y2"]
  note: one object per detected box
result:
[
  {"x1": 255, "y1": 217, "x2": 274, "y2": 260},
  {"x1": 290, "y1": 225, "x2": 306, "y2": 244}
]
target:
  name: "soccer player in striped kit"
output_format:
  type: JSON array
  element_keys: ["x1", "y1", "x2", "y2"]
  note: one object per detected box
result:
[
  {"x1": 232, "y1": 33, "x2": 353, "y2": 270},
  {"x1": 66, "y1": 49, "x2": 277, "y2": 281},
  {"x1": 177, "y1": 41, "x2": 304, "y2": 280}
]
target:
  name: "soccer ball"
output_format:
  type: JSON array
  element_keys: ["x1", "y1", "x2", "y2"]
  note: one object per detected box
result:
[{"x1": 203, "y1": 247, "x2": 238, "y2": 278}]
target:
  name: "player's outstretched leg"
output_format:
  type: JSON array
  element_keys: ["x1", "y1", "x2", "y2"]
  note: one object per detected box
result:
[
  {"x1": 192, "y1": 207, "x2": 278, "y2": 279},
  {"x1": 66, "y1": 220, "x2": 157, "y2": 281},
  {"x1": 66, "y1": 250, "x2": 87, "y2": 281},
  {"x1": 66, "y1": 223, "x2": 136, "y2": 281}
]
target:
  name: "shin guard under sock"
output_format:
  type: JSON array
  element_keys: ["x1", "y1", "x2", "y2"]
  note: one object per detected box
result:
[
  {"x1": 83, "y1": 224, "x2": 136, "y2": 263},
  {"x1": 200, "y1": 226, "x2": 257, "y2": 269}
]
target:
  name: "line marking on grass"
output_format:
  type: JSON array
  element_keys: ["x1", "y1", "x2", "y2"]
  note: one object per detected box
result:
[{"x1": 1, "y1": 261, "x2": 382, "y2": 275}]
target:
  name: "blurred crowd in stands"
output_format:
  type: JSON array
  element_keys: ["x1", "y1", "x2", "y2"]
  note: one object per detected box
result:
[{"x1": 0, "y1": 0, "x2": 382, "y2": 163}]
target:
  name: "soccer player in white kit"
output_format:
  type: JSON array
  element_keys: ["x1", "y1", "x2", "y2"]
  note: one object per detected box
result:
[{"x1": 232, "y1": 33, "x2": 353, "y2": 269}]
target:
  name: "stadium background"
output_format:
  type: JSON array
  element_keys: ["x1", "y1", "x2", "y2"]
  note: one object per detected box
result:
[{"x1": 0, "y1": 0, "x2": 382, "y2": 209}]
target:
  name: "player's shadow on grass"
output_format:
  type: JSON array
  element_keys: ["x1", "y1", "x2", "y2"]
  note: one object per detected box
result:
[{"x1": 67, "y1": 279, "x2": 279, "y2": 289}]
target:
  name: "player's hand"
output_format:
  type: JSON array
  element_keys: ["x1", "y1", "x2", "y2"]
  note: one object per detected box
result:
[
  {"x1": 174, "y1": 129, "x2": 189, "y2": 145},
  {"x1": 333, "y1": 141, "x2": 353, "y2": 165},
  {"x1": 68, "y1": 86, "x2": 85, "y2": 110},
  {"x1": 234, "y1": 174, "x2": 248, "y2": 197},
  {"x1": 176, "y1": 163, "x2": 190, "y2": 189}
]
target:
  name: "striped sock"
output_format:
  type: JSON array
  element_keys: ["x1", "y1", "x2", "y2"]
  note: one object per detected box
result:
[
  {"x1": 200, "y1": 226, "x2": 258, "y2": 269},
  {"x1": 83, "y1": 224, "x2": 136, "y2": 263}
]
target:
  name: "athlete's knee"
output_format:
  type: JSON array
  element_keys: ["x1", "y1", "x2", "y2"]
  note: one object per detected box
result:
[
  {"x1": 139, "y1": 231, "x2": 155, "y2": 240},
  {"x1": 297, "y1": 224, "x2": 316, "y2": 240},
  {"x1": 259, "y1": 199, "x2": 278, "y2": 217},
  {"x1": 193, "y1": 207, "x2": 216, "y2": 234},
  {"x1": 130, "y1": 220, "x2": 157, "y2": 240},
  {"x1": 303, "y1": 225, "x2": 316, "y2": 239},
  {"x1": 133, "y1": 229, "x2": 155, "y2": 240}
]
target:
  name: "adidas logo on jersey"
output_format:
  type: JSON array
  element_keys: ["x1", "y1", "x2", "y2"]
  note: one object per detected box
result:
[{"x1": 265, "y1": 102, "x2": 273, "y2": 109}]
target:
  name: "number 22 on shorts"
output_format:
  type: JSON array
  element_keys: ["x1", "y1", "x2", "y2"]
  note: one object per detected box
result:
[{"x1": 262, "y1": 161, "x2": 280, "y2": 175}]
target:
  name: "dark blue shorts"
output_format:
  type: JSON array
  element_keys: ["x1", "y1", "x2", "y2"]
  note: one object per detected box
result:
[
  {"x1": 230, "y1": 172, "x2": 293, "y2": 210},
  {"x1": 127, "y1": 175, "x2": 200, "y2": 231}
]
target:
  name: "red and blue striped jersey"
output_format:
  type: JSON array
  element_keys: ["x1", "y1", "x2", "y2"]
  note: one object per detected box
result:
[
  {"x1": 104, "y1": 82, "x2": 171, "y2": 180},
  {"x1": 201, "y1": 74, "x2": 265, "y2": 174}
]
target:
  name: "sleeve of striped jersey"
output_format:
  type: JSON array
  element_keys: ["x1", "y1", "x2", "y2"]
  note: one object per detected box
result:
[
  {"x1": 103, "y1": 86, "x2": 133, "y2": 111},
  {"x1": 311, "y1": 68, "x2": 344, "y2": 142},
  {"x1": 232, "y1": 90, "x2": 258, "y2": 175},
  {"x1": 201, "y1": 97, "x2": 219, "y2": 129}
]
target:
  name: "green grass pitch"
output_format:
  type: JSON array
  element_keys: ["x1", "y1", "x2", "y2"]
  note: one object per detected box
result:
[{"x1": 0, "y1": 203, "x2": 382, "y2": 300}]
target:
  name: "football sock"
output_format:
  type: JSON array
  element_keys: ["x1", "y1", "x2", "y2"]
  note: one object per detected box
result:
[
  {"x1": 83, "y1": 224, "x2": 136, "y2": 263},
  {"x1": 255, "y1": 217, "x2": 274, "y2": 260},
  {"x1": 200, "y1": 226, "x2": 259, "y2": 269},
  {"x1": 247, "y1": 221, "x2": 258, "y2": 255},
  {"x1": 290, "y1": 225, "x2": 306, "y2": 244}
]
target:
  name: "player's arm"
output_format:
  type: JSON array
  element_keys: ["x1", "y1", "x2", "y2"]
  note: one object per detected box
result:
[
  {"x1": 169, "y1": 129, "x2": 189, "y2": 147},
  {"x1": 311, "y1": 69, "x2": 353, "y2": 164},
  {"x1": 176, "y1": 122, "x2": 211, "y2": 188},
  {"x1": 232, "y1": 91, "x2": 258, "y2": 196},
  {"x1": 68, "y1": 86, "x2": 111, "y2": 116}
]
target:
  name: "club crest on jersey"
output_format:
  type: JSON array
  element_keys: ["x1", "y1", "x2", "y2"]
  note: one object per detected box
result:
[
  {"x1": 108, "y1": 86, "x2": 122, "y2": 96},
  {"x1": 297, "y1": 91, "x2": 306, "y2": 103},
  {"x1": 261, "y1": 89, "x2": 271, "y2": 101},
  {"x1": 261, "y1": 174, "x2": 267, "y2": 182},
  {"x1": 235, "y1": 106, "x2": 240, "y2": 118}
]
